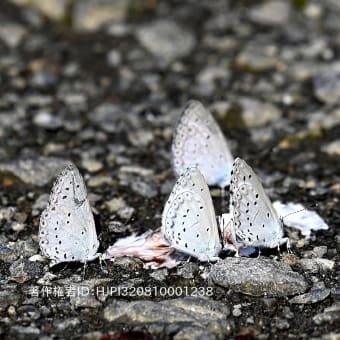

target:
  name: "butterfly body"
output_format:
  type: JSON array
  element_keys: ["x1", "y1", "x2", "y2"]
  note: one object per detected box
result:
[
  {"x1": 162, "y1": 167, "x2": 222, "y2": 261},
  {"x1": 172, "y1": 100, "x2": 233, "y2": 188},
  {"x1": 39, "y1": 164, "x2": 100, "y2": 266}
]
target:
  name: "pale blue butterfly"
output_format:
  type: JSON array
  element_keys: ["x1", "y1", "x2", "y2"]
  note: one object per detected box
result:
[
  {"x1": 162, "y1": 167, "x2": 222, "y2": 261},
  {"x1": 224, "y1": 158, "x2": 289, "y2": 251},
  {"x1": 39, "y1": 163, "x2": 100, "y2": 266},
  {"x1": 172, "y1": 100, "x2": 234, "y2": 189}
]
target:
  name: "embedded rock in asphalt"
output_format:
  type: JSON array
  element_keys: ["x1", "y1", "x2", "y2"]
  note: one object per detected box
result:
[
  {"x1": 289, "y1": 285, "x2": 331, "y2": 304},
  {"x1": 104, "y1": 297, "x2": 231, "y2": 337},
  {"x1": 136, "y1": 20, "x2": 196, "y2": 66},
  {"x1": 210, "y1": 257, "x2": 308, "y2": 297}
]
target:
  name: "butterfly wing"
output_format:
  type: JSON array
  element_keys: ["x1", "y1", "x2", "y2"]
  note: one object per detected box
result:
[
  {"x1": 39, "y1": 164, "x2": 99, "y2": 266},
  {"x1": 162, "y1": 167, "x2": 222, "y2": 261},
  {"x1": 229, "y1": 158, "x2": 287, "y2": 248},
  {"x1": 172, "y1": 100, "x2": 233, "y2": 188}
]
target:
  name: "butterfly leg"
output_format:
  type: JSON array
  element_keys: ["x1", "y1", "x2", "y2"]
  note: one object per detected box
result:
[
  {"x1": 99, "y1": 255, "x2": 108, "y2": 273},
  {"x1": 277, "y1": 243, "x2": 282, "y2": 256},
  {"x1": 82, "y1": 261, "x2": 87, "y2": 280},
  {"x1": 286, "y1": 239, "x2": 292, "y2": 254},
  {"x1": 257, "y1": 248, "x2": 261, "y2": 258}
]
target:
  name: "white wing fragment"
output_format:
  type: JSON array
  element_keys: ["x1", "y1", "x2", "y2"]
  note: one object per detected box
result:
[{"x1": 273, "y1": 201, "x2": 329, "y2": 237}]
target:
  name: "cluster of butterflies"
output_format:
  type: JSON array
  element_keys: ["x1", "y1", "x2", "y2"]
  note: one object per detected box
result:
[{"x1": 39, "y1": 100, "x2": 289, "y2": 267}]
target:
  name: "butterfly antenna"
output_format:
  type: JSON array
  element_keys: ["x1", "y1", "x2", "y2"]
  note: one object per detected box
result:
[{"x1": 281, "y1": 208, "x2": 306, "y2": 222}]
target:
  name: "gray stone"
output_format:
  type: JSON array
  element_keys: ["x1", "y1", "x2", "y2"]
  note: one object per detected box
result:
[
  {"x1": 9, "y1": 259, "x2": 43, "y2": 283},
  {"x1": 137, "y1": 20, "x2": 195, "y2": 65},
  {"x1": 0, "y1": 206, "x2": 16, "y2": 221},
  {"x1": 9, "y1": 325, "x2": 40, "y2": 339},
  {"x1": 173, "y1": 326, "x2": 217, "y2": 340},
  {"x1": 104, "y1": 297, "x2": 231, "y2": 336},
  {"x1": 314, "y1": 67, "x2": 340, "y2": 104},
  {"x1": 0, "y1": 244, "x2": 18, "y2": 262},
  {"x1": 17, "y1": 304, "x2": 41, "y2": 320},
  {"x1": 298, "y1": 258, "x2": 335, "y2": 273},
  {"x1": 321, "y1": 140, "x2": 340, "y2": 156},
  {"x1": 73, "y1": 0, "x2": 128, "y2": 32},
  {"x1": 149, "y1": 268, "x2": 168, "y2": 282},
  {"x1": 30, "y1": 70, "x2": 57, "y2": 88},
  {"x1": 232, "y1": 306, "x2": 242, "y2": 317},
  {"x1": 33, "y1": 111, "x2": 63, "y2": 130},
  {"x1": 0, "y1": 287, "x2": 20, "y2": 310},
  {"x1": 0, "y1": 157, "x2": 70, "y2": 187},
  {"x1": 81, "y1": 159, "x2": 103, "y2": 173},
  {"x1": 310, "y1": 246, "x2": 328, "y2": 258},
  {"x1": 274, "y1": 318, "x2": 290, "y2": 330},
  {"x1": 15, "y1": 239, "x2": 39, "y2": 258},
  {"x1": 175, "y1": 263, "x2": 198, "y2": 279},
  {"x1": 249, "y1": 1, "x2": 291, "y2": 26},
  {"x1": 239, "y1": 97, "x2": 282, "y2": 128},
  {"x1": 54, "y1": 317, "x2": 80, "y2": 331},
  {"x1": 130, "y1": 178, "x2": 158, "y2": 198},
  {"x1": 31, "y1": 194, "x2": 49, "y2": 216},
  {"x1": 87, "y1": 175, "x2": 114, "y2": 188},
  {"x1": 88, "y1": 103, "x2": 127, "y2": 133},
  {"x1": 235, "y1": 44, "x2": 278, "y2": 72},
  {"x1": 289, "y1": 285, "x2": 331, "y2": 304},
  {"x1": 321, "y1": 333, "x2": 340, "y2": 340},
  {"x1": 119, "y1": 165, "x2": 154, "y2": 177},
  {"x1": 17, "y1": 0, "x2": 70, "y2": 21},
  {"x1": 210, "y1": 257, "x2": 308, "y2": 297},
  {"x1": 104, "y1": 197, "x2": 126, "y2": 212},
  {"x1": 0, "y1": 22, "x2": 26, "y2": 48},
  {"x1": 128, "y1": 130, "x2": 154, "y2": 147},
  {"x1": 331, "y1": 287, "x2": 340, "y2": 300},
  {"x1": 313, "y1": 303, "x2": 340, "y2": 325},
  {"x1": 107, "y1": 221, "x2": 127, "y2": 234},
  {"x1": 107, "y1": 49, "x2": 122, "y2": 67},
  {"x1": 195, "y1": 65, "x2": 230, "y2": 97},
  {"x1": 107, "y1": 256, "x2": 144, "y2": 271}
]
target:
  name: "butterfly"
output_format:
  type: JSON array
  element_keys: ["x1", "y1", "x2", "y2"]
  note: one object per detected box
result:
[
  {"x1": 161, "y1": 167, "x2": 222, "y2": 261},
  {"x1": 224, "y1": 158, "x2": 289, "y2": 252},
  {"x1": 39, "y1": 163, "x2": 100, "y2": 266},
  {"x1": 172, "y1": 100, "x2": 234, "y2": 189}
]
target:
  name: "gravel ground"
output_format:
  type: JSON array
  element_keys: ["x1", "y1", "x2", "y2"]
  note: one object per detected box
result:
[{"x1": 0, "y1": 0, "x2": 339, "y2": 339}]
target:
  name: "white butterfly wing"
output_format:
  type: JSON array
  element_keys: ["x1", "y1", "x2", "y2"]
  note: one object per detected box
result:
[
  {"x1": 229, "y1": 158, "x2": 287, "y2": 248},
  {"x1": 172, "y1": 100, "x2": 233, "y2": 188},
  {"x1": 162, "y1": 167, "x2": 222, "y2": 261},
  {"x1": 39, "y1": 164, "x2": 99, "y2": 266}
]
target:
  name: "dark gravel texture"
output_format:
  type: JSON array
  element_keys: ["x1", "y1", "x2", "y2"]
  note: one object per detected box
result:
[{"x1": 0, "y1": 0, "x2": 339, "y2": 339}]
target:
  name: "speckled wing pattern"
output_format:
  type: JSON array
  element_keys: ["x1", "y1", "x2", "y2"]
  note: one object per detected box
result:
[
  {"x1": 172, "y1": 100, "x2": 233, "y2": 188},
  {"x1": 39, "y1": 163, "x2": 100, "y2": 266},
  {"x1": 229, "y1": 158, "x2": 288, "y2": 249},
  {"x1": 162, "y1": 167, "x2": 222, "y2": 261}
]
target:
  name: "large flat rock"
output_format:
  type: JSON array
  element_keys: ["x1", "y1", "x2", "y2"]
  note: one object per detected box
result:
[{"x1": 210, "y1": 257, "x2": 308, "y2": 297}]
